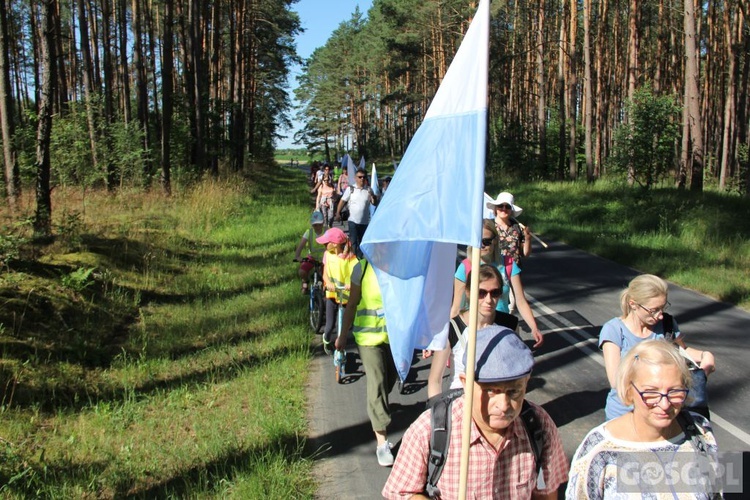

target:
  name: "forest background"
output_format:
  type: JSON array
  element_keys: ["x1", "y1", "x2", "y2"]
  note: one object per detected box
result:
[
  {"x1": 0, "y1": 0, "x2": 749, "y2": 496},
  {"x1": 1, "y1": 0, "x2": 749, "y2": 236}
]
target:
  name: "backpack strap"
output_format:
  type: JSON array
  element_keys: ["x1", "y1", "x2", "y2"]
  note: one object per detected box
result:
[
  {"x1": 662, "y1": 312, "x2": 676, "y2": 341},
  {"x1": 425, "y1": 391, "x2": 545, "y2": 498},
  {"x1": 520, "y1": 400, "x2": 544, "y2": 476},
  {"x1": 675, "y1": 410, "x2": 712, "y2": 477},
  {"x1": 426, "y1": 388, "x2": 464, "y2": 499},
  {"x1": 450, "y1": 318, "x2": 465, "y2": 349}
]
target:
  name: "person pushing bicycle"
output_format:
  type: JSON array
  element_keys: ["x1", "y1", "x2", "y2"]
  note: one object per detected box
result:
[
  {"x1": 294, "y1": 211, "x2": 326, "y2": 295},
  {"x1": 316, "y1": 227, "x2": 357, "y2": 352}
]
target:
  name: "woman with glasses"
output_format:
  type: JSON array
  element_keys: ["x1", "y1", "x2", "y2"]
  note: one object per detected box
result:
[
  {"x1": 427, "y1": 265, "x2": 510, "y2": 397},
  {"x1": 429, "y1": 221, "x2": 544, "y2": 397},
  {"x1": 449, "y1": 220, "x2": 542, "y2": 342},
  {"x1": 599, "y1": 274, "x2": 716, "y2": 420},
  {"x1": 487, "y1": 192, "x2": 532, "y2": 314},
  {"x1": 487, "y1": 191, "x2": 532, "y2": 266},
  {"x1": 567, "y1": 340, "x2": 720, "y2": 499}
]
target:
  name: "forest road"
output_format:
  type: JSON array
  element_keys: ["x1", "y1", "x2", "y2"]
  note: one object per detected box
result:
[{"x1": 305, "y1": 236, "x2": 750, "y2": 499}]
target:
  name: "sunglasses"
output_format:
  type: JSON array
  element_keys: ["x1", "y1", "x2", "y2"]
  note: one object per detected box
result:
[
  {"x1": 481, "y1": 237, "x2": 496, "y2": 247},
  {"x1": 497, "y1": 204, "x2": 512, "y2": 211},
  {"x1": 356, "y1": 175, "x2": 365, "y2": 179},
  {"x1": 477, "y1": 288, "x2": 502, "y2": 300}
]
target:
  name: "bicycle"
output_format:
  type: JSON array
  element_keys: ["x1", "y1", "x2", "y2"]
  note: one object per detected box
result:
[
  {"x1": 332, "y1": 285, "x2": 347, "y2": 383},
  {"x1": 296, "y1": 257, "x2": 325, "y2": 334}
]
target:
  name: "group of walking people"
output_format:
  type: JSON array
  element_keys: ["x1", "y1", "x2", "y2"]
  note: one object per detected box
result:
[{"x1": 297, "y1": 174, "x2": 721, "y2": 498}]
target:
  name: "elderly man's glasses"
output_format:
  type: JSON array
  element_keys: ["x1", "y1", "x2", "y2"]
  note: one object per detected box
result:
[
  {"x1": 481, "y1": 237, "x2": 496, "y2": 247},
  {"x1": 636, "y1": 301, "x2": 670, "y2": 318},
  {"x1": 477, "y1": 288, "x2": 502, "y2": 300},
  {"x1": 631, "y1": 382, "x2": 688, "y2": 407}
]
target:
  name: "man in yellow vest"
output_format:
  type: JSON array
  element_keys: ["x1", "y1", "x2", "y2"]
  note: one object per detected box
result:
[{"x1": 336, "y1": 258, "x2": 398, "y2": 467}]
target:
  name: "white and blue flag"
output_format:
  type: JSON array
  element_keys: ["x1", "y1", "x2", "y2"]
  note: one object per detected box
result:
[
  {"x1": 360, "y1": 0, "x2": 489, "y2": 380},
  {"x1": 369, "y1": 164, "x2": 380, "y2": 218}
]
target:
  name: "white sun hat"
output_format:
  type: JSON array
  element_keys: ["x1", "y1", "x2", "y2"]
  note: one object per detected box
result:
[{"x1": 486, "y1": 191, "x2": 523, "y2": 217}]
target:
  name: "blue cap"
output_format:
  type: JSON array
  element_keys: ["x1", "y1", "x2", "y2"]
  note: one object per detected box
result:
[
  {"x1": 310, "y1": 211, "x2": 324, "y2": 225},
  {"x1": 463, "y1": 325, "x2": 534, "y2": 382}
]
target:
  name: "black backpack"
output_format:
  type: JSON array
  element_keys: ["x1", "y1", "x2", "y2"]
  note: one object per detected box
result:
[{"x1": 425, "y1": 389, "x2": 544, "y2": 499}]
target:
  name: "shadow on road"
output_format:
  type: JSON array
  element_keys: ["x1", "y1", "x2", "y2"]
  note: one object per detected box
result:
[{"x1": 542, "y1": 389, "x2": 609, "y2": 427}]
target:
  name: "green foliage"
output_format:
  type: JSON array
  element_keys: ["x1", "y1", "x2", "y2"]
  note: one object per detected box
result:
[
  {"x1": 60, "y1": 267, "x2": 97, "y2": 292},
  {"x1": 105, "y1": 121, "x2": 152, "y2": 187},
  {"x1": 50, "y1": 101, "x2": 105, "y2": 188},
  {"x1": 509, "y1": 180, "x2": 750, "y2": 309},
  {"x1": 608, "y1": 86, "x2": 681, "y2": 188},
  {"x1": 0, "y1": 233, "x2": 26, "y2": 268},
  {"x1": 0, "y1": 169, "x2": 317, "y2": 497},
  {"x1": 54, "y1": 210, "x2": 86, "y2": 250}
]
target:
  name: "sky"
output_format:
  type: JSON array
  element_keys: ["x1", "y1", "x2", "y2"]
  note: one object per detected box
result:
[{"x1": 277, "y1": 0, "x2": 374, "y2": 149}]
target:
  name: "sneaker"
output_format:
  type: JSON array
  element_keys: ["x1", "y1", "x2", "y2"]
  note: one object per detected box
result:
[
  {"x1": 301, "y1": 282, "x2": 308, "y2": 295},
  {"x1": 376, "y1": 442, "x2": 394, "y2": 467}
]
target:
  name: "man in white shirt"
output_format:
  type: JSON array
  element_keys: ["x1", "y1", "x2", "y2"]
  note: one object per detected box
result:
[{"x1": 336, "y1": 169, "x2": 376, "y2": 258}]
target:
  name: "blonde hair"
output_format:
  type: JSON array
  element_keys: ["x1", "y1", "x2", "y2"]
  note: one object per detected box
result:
[
  {"x1": 619, "y1": 274, "x2": 668, "y2": 316},
  {"x1": 616, "y1": 340, "x2": 692, "y2": 406}
]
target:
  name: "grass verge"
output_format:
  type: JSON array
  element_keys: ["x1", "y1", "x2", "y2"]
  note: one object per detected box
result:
[
  {"x1": 0, "y1": 167, "x2": 317, "y2": 498},
  {"x1": 487, "y1": 178, "x2": 750, "y2": 310}
]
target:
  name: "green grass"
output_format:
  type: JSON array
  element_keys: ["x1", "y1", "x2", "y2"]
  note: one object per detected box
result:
[
  {"x1": 0, "y1": 165, "x2": 317, "y2": 498},
  {"x1": 488, "y1": 177, "x2": 750, "y2": 310},
  {"x1": 2, "y1": 165, "x2": 748, "y2": 497}
]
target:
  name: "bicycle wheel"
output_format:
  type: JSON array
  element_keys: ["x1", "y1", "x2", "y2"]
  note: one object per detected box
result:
[{"x1": 309, "y1": 287, "x2": 325, "y2": 333}]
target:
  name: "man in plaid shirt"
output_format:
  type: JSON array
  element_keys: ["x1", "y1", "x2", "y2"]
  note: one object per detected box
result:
[{"x1": 382, "y1": 326, "x2": 568, "y2": 499}]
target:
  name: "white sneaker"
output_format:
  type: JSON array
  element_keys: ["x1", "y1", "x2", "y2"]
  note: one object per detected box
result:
[{"x1": 376, "y1": 441, "x2": 394, "y2": 467}]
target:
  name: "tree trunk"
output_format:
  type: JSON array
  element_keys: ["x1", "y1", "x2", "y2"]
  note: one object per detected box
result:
[
  {"x1": 568, "y1": 0, "x2": 578, "y2": 180},
  {"x1": 131, "y1": 0, "x2": 152, "y2": 182},
  {"x1": 34, "y1": 0, "x2": 57, "y2": 238},
  {"x1": 557, "y1": 1, "x2": 567, "y2": 180},
  {"x1": 583, "y1": 0, "x2": 594, "y2": 181},
  {"x1": 118, "y1": 0, "x2": 131, "y2": 124},
  {"x1": 53, "y1": 0, "x2": 67, "y2": 113},
  {"x1": 77, "y1": 0, "x2": 100, "y2": 176},
  {"x1": 161, "y1": 0, "x2": 174, "y2": 194},
  {"x1": 718, "y1": 3, "x2": 737, "y2": 191},
  {"x1": 626, "y1": 0, "x2": 639, "y2": 185},
  {"x1": 685, "y1": 0, "x2": 704, "y2": 191},
  {"x1": 101, "y1": 0, "x2": 116, "y2": 188},
  {"x1": 536, "y1": 0, "x2": 547, "y2": 173},
  {"x1": 0, "y1": 0, "x2": 20, "y2": 209}
]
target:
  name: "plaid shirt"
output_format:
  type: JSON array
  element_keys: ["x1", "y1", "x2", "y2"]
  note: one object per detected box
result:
[{"x1": 382, "y1": 398, "x2": 568, "y2": 499}]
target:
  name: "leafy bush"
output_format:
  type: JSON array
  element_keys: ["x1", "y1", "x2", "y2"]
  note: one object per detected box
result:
[
  {"x1": 61, "y1": 266, "x2": 97, "y2": 292},
  {"x1": 609, "y1": 86, "x2": 681, "y2": 188}
]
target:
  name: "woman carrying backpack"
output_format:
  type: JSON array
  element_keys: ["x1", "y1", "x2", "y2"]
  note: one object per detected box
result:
[
  {"x1": 567, "y1": 340, "x2": 720, "y2": 499},
  {"x1": 599, "y1": 274, "x2": 716, "y2": 421}
]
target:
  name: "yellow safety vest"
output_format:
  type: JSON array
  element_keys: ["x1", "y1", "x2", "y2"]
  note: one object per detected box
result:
[
  {"x1": 325, "y1": 252, "x2": 357, "y2": 302},
  {"x1": 353, "y1": 260, "x2": 389, "y2": 346}
]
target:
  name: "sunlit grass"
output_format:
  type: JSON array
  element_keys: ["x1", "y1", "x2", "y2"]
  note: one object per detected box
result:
[
  {"x1": 0, "y1": 168, "x2": 317, "y2": 497},
  {"x1": 500, "y1": 178, "x2": 750, "y2": 309}
]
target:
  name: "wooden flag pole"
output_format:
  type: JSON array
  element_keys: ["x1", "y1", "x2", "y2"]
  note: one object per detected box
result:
[
  {"x1": 458, "y1": 245, "x2": 481, "y2": 500},
  {"x1": 517, "y1": 222, "x2": 549, "y2": 249}
]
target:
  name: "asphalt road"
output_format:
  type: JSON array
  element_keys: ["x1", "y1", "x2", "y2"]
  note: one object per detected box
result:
[{"x1": 305, "y1": 231, "x2": 750, "y2": 499}]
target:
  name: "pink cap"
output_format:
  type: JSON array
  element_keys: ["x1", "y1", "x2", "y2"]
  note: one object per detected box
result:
[{"x1": 316, "y1": 227, "x2": 347, "y2": 245}]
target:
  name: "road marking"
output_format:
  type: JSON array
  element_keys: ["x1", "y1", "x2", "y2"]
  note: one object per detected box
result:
[
  {"x1": 534, "y1": 336, "x2": 599, "y2": 363},
  {"x1": 527, "y1": 294, "x2": 750, "y2": 448}
]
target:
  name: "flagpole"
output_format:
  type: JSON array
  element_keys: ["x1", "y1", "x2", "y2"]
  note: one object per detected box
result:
[{"x1": 458, "y1": 245, "x2": 481, "y2": 500}]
